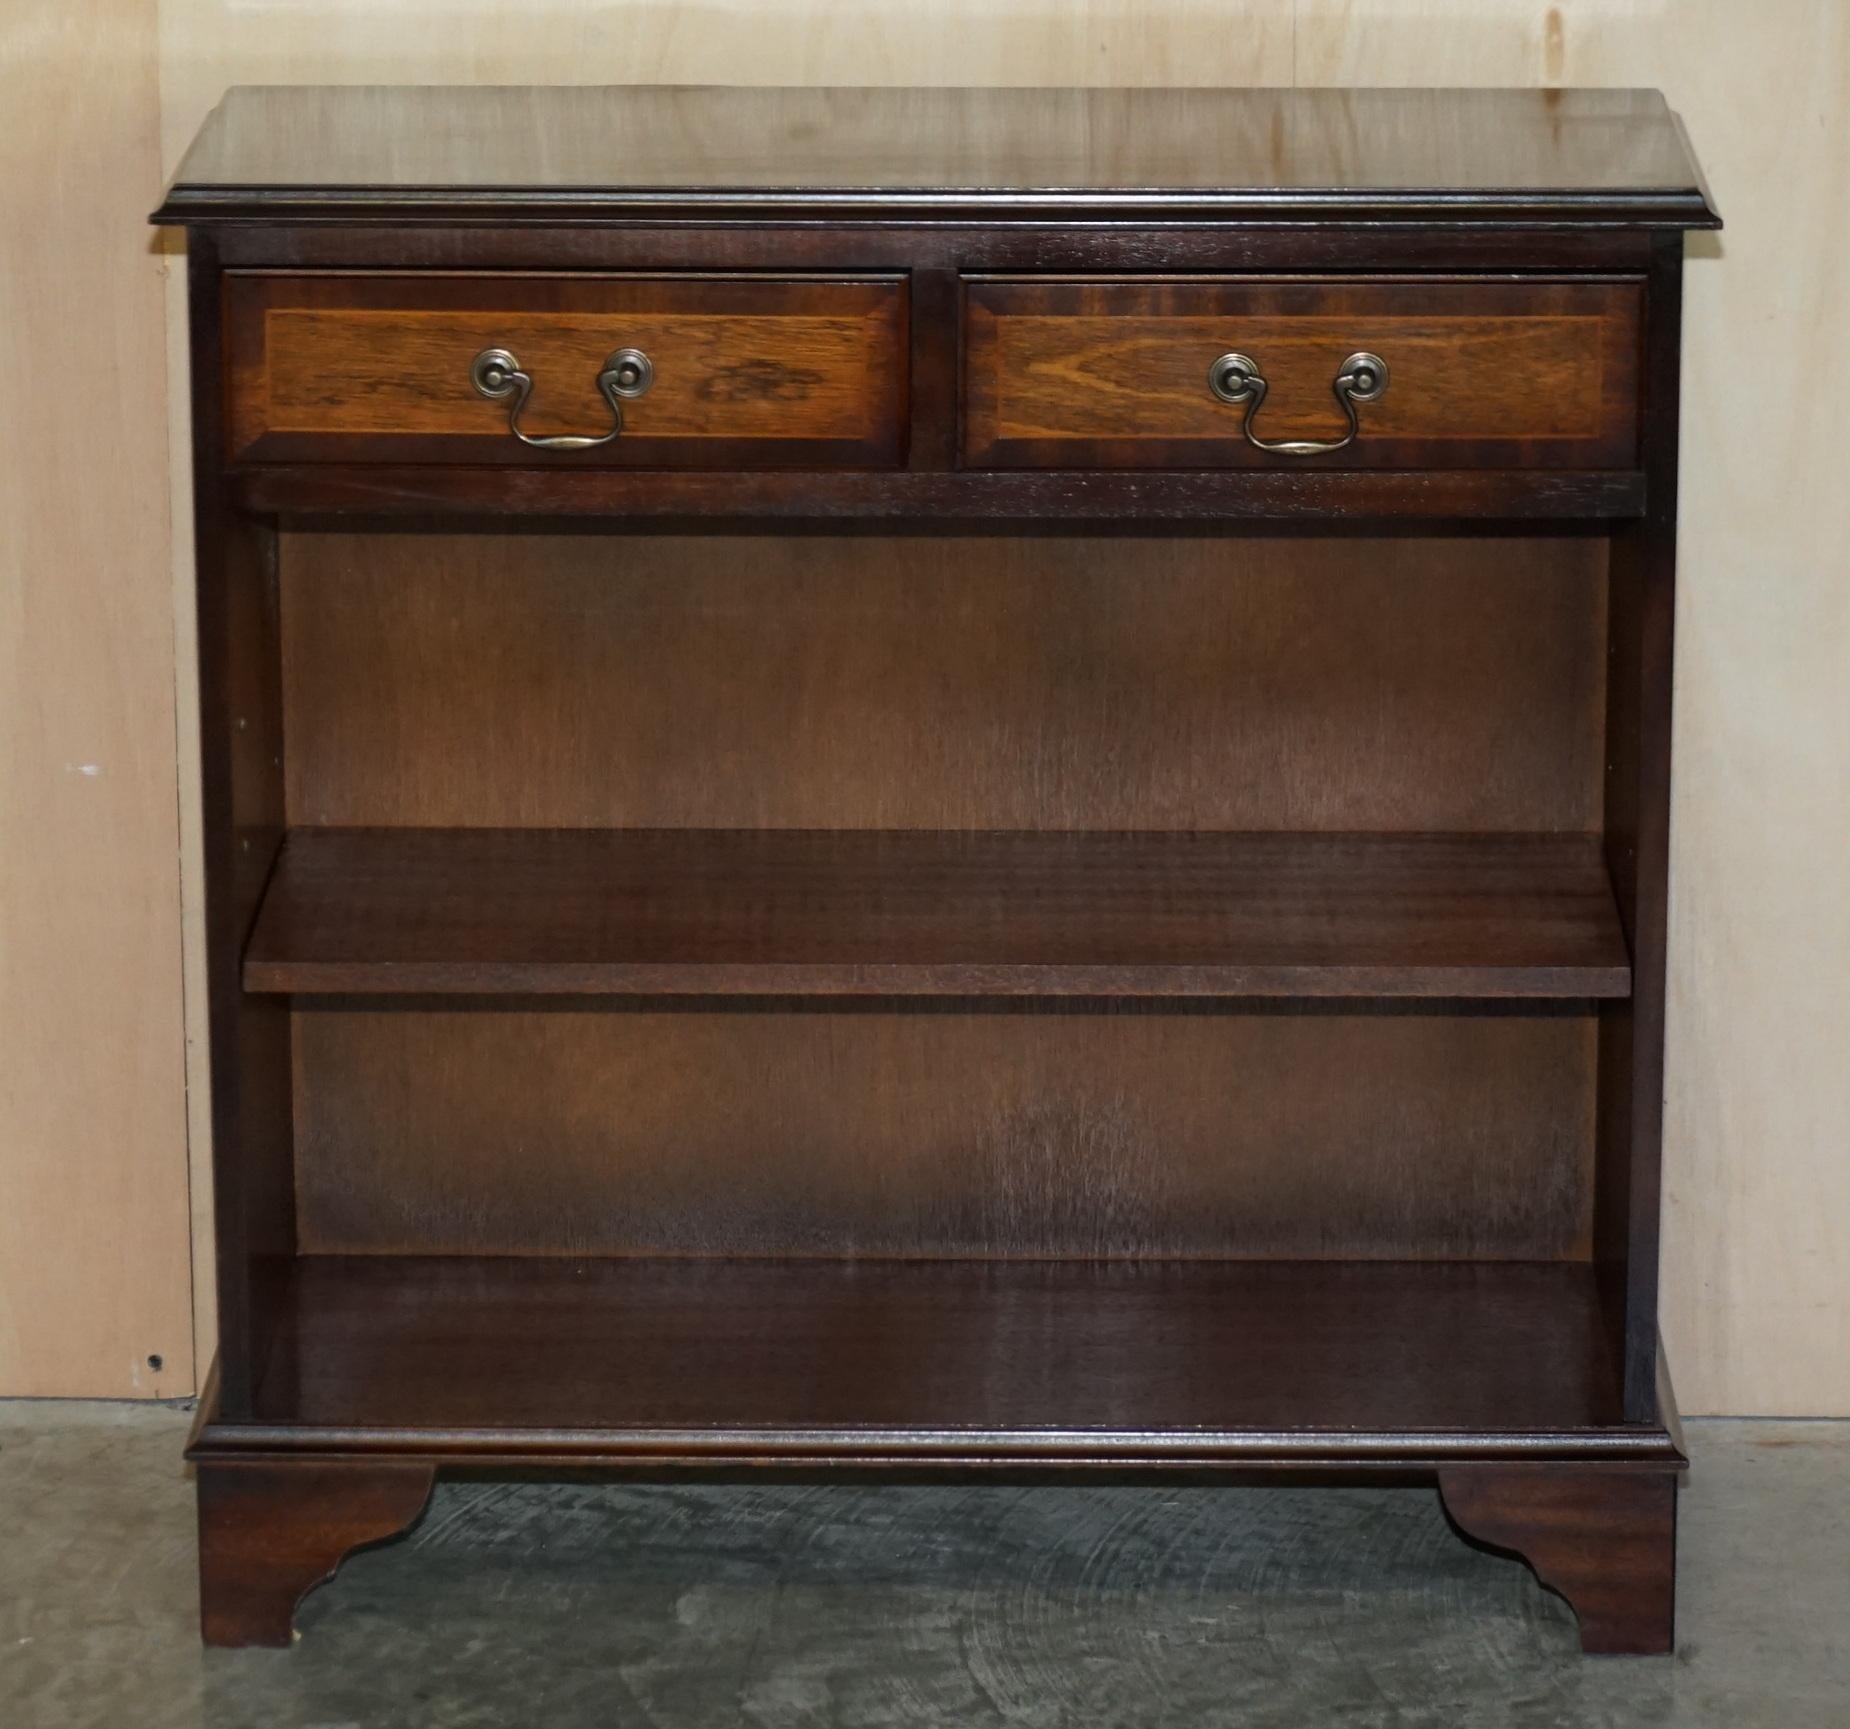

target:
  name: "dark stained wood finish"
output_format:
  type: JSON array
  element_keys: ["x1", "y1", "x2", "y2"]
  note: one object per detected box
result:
[
  {"x1": 152, "y1": 86, "x2": 1718, "y2": 230},
  {"x1": 244, "y1": 1257, "x2": 1627, "y2": 1442},
  {"x1": 1439, "y1": 1466, "x2": 1679, "y2": 1654},
  {"x1": 243, "y1": 464, "x2": 1646, "y2": 522},
  {"x1": 279, "y1": 533, "x2": 1608, "y2": 834},
  {"x1": 1595, "y1": 235, "x2": 1686, "y2": 1422},
  {"x1": 965, "y1": 277, "x2": 1642, "y2": 471},
  {"x1": 907, "y1": 267, "x2": 961, "y2": 472},
  {"x1": 187, "y1": 235, "x2": 296, "y2": 1421},
  {"x1": 226, "y1": 272, "x2": 907, "y2": 467},
  {"x1": 244, "y1": 828, "x2": 1630, "y2": 999},
  {"x1": 195, "y1": 1459, "x2": 434, "y2": 1646},
  {"x1": 290, "y1": 1005, "x2": 1598, "y2": 1262},
  {"x1": 164, "y1": 85, "x2": 1713, "y2": 1652},
  {"x1": 211, "y1": 219, "x2": 1666, "y2": 281}
]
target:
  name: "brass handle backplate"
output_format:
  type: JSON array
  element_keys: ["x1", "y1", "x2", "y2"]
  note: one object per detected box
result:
[
  {"x1": 470, "y1": 346, "x2": 654, "y2": 450},
  {"x1": 1207, "y1": 350, "x2": 1389, "y2": 457}
]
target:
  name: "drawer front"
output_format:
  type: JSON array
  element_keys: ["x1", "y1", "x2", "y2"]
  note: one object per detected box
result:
[
  {"x1": 963, "y1": 278, "x2": 1642, "y2": 470},
  {"x1": 226, "y1": 274, "x2": 908, "y2": 467}
]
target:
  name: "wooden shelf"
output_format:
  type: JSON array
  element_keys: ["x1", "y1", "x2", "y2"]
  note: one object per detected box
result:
[
  {"x1": 232, "y1": 1255, "x2": 1642, "y2": 1459},
  {"x1": 242, "y1": 827, "x2": 1631, "y2": 1000}
]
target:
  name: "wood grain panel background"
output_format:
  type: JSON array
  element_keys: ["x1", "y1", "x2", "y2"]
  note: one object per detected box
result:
[
  {"x1": 4, "y1": 0, "x2": 1841, "y2": 1408},
  {"x1": 291, "y1": 1006, "x2": 1597, "y2": 1262},
  {"x1": 279, "y1": 532, "x2": 1605, "y2": 833}
]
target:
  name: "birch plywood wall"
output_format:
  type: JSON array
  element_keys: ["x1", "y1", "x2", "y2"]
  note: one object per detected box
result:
[
  {"x1": 7, "y1": 0, "x2": 1844, "y2": 1407},
  {"x1": 0, "y1": 0, "x2": 194, "y2": 1397}
]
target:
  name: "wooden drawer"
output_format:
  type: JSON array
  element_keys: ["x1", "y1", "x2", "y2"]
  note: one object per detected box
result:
[
  {"x1": 963, "y1": 278, "x2": 1642, "y2": 470},
  {"x1": 225, "y1": 273, "x2": 909, "y2": 467}
]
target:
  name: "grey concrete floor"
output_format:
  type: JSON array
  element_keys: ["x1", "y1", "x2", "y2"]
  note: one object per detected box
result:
[{"x1": 1, "y1": 1404, "x2": 1845, "y2": 1727}]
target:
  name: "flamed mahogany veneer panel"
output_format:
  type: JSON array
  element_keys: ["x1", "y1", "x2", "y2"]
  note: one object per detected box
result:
[
  {"x1": 964, "y1": 277, "x2": 1642, "y2": 470},
  {"x1": 251, "y1": 1257, "x2": 1626, "y2": 1438},
  {"x1": 245, "y1": 828, "x2": 1630, "y2": 999},
  {"x1": 290, "y1": 1005, "x2": 1596, "y2": 1260},
  {"x1": 278, "y1": 533, "x2": 1608, "y2": 833},
  {"x1": 227, "y1": 273, "x2": 908, "y2": 467}
]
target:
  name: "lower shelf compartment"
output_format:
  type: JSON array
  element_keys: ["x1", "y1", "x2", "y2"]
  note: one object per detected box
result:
[{"x1": 220, "y1": 1256, "x2": 1670, "y2": 1465}]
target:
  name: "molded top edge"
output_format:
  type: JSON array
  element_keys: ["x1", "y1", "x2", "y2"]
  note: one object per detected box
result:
[{"x1": 154, "y1": 85, "x2": 1721, "y2": 228}]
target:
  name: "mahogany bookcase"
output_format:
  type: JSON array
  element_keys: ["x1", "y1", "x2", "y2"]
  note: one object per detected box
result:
[{"x1": 155, "y1": 84, "x2": 1718, "y2": 1652}]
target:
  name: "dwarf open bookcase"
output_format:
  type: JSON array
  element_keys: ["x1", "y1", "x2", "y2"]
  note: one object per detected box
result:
[{"x1": 156, "y1": 85, "x2": 1718, "y2": 1652}]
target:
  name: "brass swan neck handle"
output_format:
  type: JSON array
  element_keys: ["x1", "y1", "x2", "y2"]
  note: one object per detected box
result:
[
  {"x1": 1207, "y1": 350, "x2": 1389, "y2": 457},
  {"x1": 470, "y1": 347, "x2": 653, "y2": 450}
]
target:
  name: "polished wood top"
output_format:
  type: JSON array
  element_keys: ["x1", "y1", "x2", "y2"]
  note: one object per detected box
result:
[{"x1": 154, "y1": 85, "x2": 1718, "y2": 227}]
